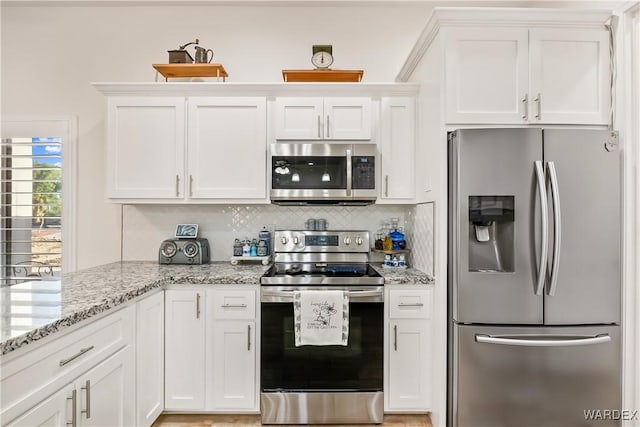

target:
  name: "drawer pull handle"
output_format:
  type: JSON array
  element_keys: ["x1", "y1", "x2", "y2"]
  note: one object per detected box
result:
[
  {"x1": 66, "y1": 389, "x2": 77, "y2": 426},
  {"x1": 222, "y1": 303, "x2": 247, "y2": 308},
  {"x1": 398, "y1": 303, "x2": 424, "y2": 307},
  {"x1": 196, "y1": 293, "x2": 201, "y2": 319},
  {"x1": 59, "y1": 346, "x2": 95, "y2": 367},
  {"x1": 81, "y1": 380, "x2": 91, "y2": 419}
]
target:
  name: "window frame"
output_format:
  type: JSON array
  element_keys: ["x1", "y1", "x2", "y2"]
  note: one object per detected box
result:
[{"x1": 1, "y1": 116, "x2": 78, "y2": 273}]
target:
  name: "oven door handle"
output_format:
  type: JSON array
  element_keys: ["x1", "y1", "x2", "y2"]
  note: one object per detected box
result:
[{"x1": 261, "y1": 288, "x2": 383, "y2": 303}]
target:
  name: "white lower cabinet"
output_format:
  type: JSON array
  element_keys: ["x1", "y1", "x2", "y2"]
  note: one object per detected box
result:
[
  {"x1": 209, "y1": 289, "x2": 258, "y2": 410},
  {"x1": 164, "y1": 287, "x2": 259, "y2": 413},
  {"x1": 211, "y1": 321, "x2": 256, "y2": 409},
  {"x1": 385, "y1": 287, "x2": 432, "y2": 412},
  {"x1": 2, "y1": 306, "x2": 136, "y2": 427},
  {"x1": 77, "y1": 346, "x2": 135, "y2": 426},
  {"x1": 9, "y1": 344, "x2": 135, "y2": 427},
  {"x1": 6, "y1": 384, "x2": 74, "y2": 427},
  {"x1": 136, "y1": 292, "x2": 165, "y2": 426},
  {"x1": 164, "y1": 289, "x2": 206, "y2": 411}
]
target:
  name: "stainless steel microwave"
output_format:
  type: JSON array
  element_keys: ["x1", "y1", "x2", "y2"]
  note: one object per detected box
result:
[{"x1": 270, "y1": 143, "x2": 378, "y2": 205}]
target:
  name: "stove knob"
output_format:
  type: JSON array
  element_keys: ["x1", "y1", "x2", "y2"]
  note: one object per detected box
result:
[
  {"x1": 344, "y1": 236, "x2": 351, "y2": 245},
  {"x1": 293, "y1": 236, "x2": 300, "y2": 245},
  {"x1": 281, "y1": 236, "x2": 288, "y2": 245},
  {"x1": 355, "y1": 236, "x2": 364, "y2": 245}
]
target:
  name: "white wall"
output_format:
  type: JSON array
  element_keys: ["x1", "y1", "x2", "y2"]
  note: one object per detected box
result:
[{"x1": 0, "y1": 3, "x2": 431, "y2": 269}]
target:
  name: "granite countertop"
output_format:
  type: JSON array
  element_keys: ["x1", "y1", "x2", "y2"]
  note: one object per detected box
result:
[{"x1": 1, "y1": 260, "x2": 433, "y2": 356}]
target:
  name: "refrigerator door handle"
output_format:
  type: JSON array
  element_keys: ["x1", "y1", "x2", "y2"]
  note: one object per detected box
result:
[
  {"x1": 534, "y1": 161, "x2": 549, "y2": 296},
  {"x1": 547, "y1": 161, "x2": 561, "y2": 296},
  {"x1": 475, "y1": 333, "x2": 611, "y2": 347}
]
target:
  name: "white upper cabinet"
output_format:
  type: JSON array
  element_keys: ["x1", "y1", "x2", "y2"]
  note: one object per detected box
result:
[
  {"x1": 107, "y1": 97, "x2": 186, "y2": 199},
  {"x1": 444, "y1": 28, "x2": 529, "y2": 124},
  {"x1": 106, "y1": 96, "x2": 267, "y2": 202},
  {"x1": 274, "y1": 97, "x2": 372, "y2": 140},
  {"x1": 528, "y1": 28, "x2": 610, "y2": 124},
  {"x1": 188, "y1": 97, "x2": 266, "y2": 199},
  {"x1": 443, "y1": 19, "x2": 610, "y2": 125},
  {"x1": 378, "y1": 97, "x2": 416, "y2": 202}
]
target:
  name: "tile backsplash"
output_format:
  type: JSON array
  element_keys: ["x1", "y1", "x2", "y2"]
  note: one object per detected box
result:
[{"x1": 122, "y1": 203, "x2": 433, "y2": 272}]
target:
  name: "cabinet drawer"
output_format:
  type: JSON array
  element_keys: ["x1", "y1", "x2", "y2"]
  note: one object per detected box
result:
[
  {"x1": 211, "y1": 290, "x2": 256, "y2": 320},
  {"x1": 0, "y1": 305, "x2": 134, "y2": 419},
  {"x1": 388, "y1": 289, "x2": 432, "y2": 319}
]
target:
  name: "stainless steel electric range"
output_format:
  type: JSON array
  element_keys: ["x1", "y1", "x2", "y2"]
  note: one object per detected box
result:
[{"x1": 260, "y1": 230, "x2": 384, "y2": 425}]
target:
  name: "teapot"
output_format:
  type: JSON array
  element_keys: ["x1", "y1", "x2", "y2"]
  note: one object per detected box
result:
[{"x1": 194, "y1": 46, "x2": 214, "y2": 64}]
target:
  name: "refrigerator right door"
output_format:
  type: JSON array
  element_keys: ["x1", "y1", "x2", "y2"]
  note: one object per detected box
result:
[{"x1": 543, "y1": 129, "x2": 621, "y2": 325}]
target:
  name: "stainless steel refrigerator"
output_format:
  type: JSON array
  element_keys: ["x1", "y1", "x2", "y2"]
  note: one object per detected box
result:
[{"x1": 447, "y1": 128, "x2": 622, "y2": 427}]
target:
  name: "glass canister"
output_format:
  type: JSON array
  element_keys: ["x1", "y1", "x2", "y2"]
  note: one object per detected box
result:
[
  {"x1": 233, "y1": 238, "x2": 243, "y2": 256},
  {"x1": 257, "y1": 240, "x2": 268, "y2": 256},
  {"x1": 389, "y1": 227, "x2": 405, "y2": 250},
  {"x1": 258, "y1": 226, "x2": 271, "y2": 256}
]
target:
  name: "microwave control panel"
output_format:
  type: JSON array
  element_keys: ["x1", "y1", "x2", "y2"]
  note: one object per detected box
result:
[{"x1": 352, "y1": 156, "x2": 375, "y2": 189}]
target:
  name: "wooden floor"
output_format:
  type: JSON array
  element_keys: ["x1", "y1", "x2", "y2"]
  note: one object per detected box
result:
[{"x1": 152, "y1": 414, "x2": 432, "y2": 427}]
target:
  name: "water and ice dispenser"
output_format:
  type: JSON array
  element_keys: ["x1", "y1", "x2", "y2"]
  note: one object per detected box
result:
[{"x1": 468, "y1": 196, "x2": 514, "y2": 272}]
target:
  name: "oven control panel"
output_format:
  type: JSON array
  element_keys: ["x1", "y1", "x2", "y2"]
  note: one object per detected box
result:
[{"x1": 274, "y1": 230, "x2": 370, "y2": 253}]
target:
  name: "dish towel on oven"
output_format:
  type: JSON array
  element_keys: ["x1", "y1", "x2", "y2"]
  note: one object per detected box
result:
[{"x1": 294, "y1": 290, "x2": 349, "y2": 346}]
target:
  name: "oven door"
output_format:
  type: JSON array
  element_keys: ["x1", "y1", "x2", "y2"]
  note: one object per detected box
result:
[
  {"x1": 260, "y1": 286, "x2": 383, "y2": 392},
  {"x1": 261, "y1": 286, "x2": 384, "y2": 423}
]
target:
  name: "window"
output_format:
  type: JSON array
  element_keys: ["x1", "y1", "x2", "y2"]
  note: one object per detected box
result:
[
  {"x1": 0, "y1": 117, "x2": 77, "y2": 285},
  {"x1": 1, "y1": 137, "x2": 63, "y2": 285}
]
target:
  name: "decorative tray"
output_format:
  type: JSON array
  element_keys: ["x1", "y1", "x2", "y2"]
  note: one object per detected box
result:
[
  {"x1": 152, "y1": 64, "x2": 228, "y2": 81},
  {"x1": 230, "y1": 255, "x2": 270, "y2": 266},
  {"x1": 282, "y1": 69, "x2": 364, "y2": 82}
]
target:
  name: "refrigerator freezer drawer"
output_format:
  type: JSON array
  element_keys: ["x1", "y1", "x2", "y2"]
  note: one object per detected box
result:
[{"x1": 450, "y1": 324, "x2": 621, "y2": 427}]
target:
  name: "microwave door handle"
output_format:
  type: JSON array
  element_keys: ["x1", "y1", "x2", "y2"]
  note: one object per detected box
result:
[{"x1": 346, "y1": 148, "x2": 352, "y2": 197}]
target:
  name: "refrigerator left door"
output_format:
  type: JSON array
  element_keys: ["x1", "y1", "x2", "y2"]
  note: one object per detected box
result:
[
  {"x1": 449, "y1": 128, "x2": 543, "y2": 324},
  {"x1": 450, "y1": 324, "x2": 621, "y2": 427}
]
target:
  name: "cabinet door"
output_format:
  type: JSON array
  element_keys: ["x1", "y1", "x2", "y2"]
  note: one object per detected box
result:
[
  {"x1": 379, "y1": 97, "x2": 415, "y2": 202},
  {"x1": 6, "y1": 384, "x2": 74, "y2": 427},
  {"x1": 529, "y1": 28, "x2": 610, "y2": 124},
  {"x1": 444, "y1": 28, "x2": 529, "y2": 124},
  {"x1": 211, "y1": 321, "x2": 256, "y2": 410},
  {"x1": 274, "y1": 97, "x2": 324, "y2": 140},
  {"x1": 324, "y1": 98, "x2": 372, "y2": 140},
  {"x1": 188, "y1": 97, "x2": 267, "y2": 199},
  {"x1": 77, "y1": 346, "x2": 135, "y2": 427},
  {"x1": 107, "y1": 97, "x2": 185, "y2": 199},
  {"x1": 388, "y1": 320, "x2": 431, "y2": 410},
  {"x1": 165, "y1": 290, "x2": 206, "y2": 410},
  {"x1": 136, "y1": 292, "x2": 164, "y2": 427}
]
